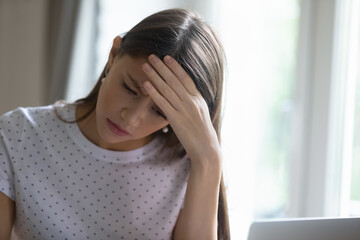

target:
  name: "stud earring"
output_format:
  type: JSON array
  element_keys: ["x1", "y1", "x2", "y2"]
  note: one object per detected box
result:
[
  {"x1": 101, "y1": 77, "x2": 105, "y2": 83},
  {"x1": 162, "y1": 126, "x2": 169, "y2": 133}
]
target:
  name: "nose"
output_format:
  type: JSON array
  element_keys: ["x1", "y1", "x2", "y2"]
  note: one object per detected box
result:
[{"x1": 121, "y1": 97, "x2": 151, "y2": 128}]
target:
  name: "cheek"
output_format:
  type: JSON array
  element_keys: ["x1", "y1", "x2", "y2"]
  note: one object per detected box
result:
[
  {"x1": 98, "y1": 84, "x2": 123, "y2": 111},
  {"x1": 144, "y1": 118, "x2": 168, "y2": 132},
  {"x1": 97, "y1": 86, "x2": 109, "y2": 113}
]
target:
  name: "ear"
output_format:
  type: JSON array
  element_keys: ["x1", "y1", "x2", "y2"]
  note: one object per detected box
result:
[{"x1": 106, "y1": 36, "x2": 122, "y2": 71}]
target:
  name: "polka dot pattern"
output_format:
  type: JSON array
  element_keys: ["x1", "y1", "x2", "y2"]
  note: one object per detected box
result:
[{"x1": 0, "y1": 104, "x2": 190, "y2": 240}]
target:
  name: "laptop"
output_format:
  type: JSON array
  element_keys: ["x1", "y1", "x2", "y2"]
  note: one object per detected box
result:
[{"x1": 247, "y1": 217, "x2": 360, "y2": 240}]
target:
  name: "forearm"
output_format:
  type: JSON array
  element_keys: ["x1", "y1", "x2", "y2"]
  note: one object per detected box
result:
[
  {"x1": 173, "y1": 154, "x2": 222, "y2": 240},
  {"x1": 0, "y1": 192, "x2": 15, "y2": 240}
]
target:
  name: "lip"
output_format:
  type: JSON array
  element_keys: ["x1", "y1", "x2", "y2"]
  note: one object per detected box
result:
[{"x1": 106, "y1": 118, "x2": 130, "y2": 137}]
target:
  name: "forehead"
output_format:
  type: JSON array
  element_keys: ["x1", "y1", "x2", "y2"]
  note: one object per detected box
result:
[
  {"x1": 113, "y1": 54, "x2": 150, "y2": 95},
  {"x1": 114, "y1": 54, "x2": 148, "y2": 80}
]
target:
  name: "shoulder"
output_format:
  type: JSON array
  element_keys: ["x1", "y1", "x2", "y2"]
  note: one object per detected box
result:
[
  {"x1": 0, "y1": 104, "x2": 66, "y2": 139},
  {"x1": 1, "y1": 105, "x2": 55, "y2": 126},
  {"x1": 0, "y1": 103, "x2": 75, "y2": 151},
  {"x1": 0, "y1": 106, "x2": 29, "y2": 140},
  {"x1": 0, "y1": 107, "x2": 25, "y2": 131}
]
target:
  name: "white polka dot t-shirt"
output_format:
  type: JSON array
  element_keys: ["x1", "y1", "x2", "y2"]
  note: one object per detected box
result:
[{"x1": 0, "y1": 104, "x2": 190, "y2": 240}]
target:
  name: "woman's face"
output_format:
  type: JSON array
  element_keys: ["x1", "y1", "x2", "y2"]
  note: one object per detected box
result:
[{"x1": 95, "y1": 54, "x2": 169, "y2": 150}]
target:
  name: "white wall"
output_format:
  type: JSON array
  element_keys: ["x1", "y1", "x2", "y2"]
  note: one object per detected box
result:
[{"x1": 0, "y1": 0, "x2": 48, "y2": 115}]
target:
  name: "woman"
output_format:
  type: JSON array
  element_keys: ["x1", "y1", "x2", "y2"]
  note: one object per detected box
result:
[{"x1": 0, "y1": 8, "x2": 229, "y2": 240}]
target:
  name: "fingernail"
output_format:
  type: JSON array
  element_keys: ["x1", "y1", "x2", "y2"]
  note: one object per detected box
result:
[
  {"x1": 164, "y1": 56, "x2": 173, "y2": 64},
  {"x1": 149, "y1": 54, "x2": 159, "y2": 63}
]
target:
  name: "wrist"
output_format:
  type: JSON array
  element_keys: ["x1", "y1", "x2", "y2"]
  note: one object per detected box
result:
[{"x1": 190, "y1": 152, "x2": 222, "y2": 181}]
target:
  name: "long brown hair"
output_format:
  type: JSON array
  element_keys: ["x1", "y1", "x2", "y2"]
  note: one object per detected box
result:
[{"x1": 69, "y1": 8, "x2": 230, "y2": 239}]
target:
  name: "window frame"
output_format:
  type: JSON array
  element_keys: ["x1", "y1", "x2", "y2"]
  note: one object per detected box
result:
[{"x1": 289, "y1": 0, "x2": 360, "y2": 218}]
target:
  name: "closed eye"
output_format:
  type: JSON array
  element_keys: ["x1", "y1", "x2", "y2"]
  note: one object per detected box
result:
[
  {"x1": 122, "y1": 80, "x2": 166, "y2": 119},
  {"x1": 152, "y1": 106, "x2": 167, "y2": 120},
  {"x1": 122, "y1": 82, "x2": 137, "y2": 95}
]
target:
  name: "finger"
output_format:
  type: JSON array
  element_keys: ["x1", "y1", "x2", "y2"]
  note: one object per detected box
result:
[
  {"x1": 143, "y1": 81, "x2": 177, "y2": 120},
  {"x1": 148, "y1": 55, "x2": 188, "y2": 101},
  {"x1": 142, "y1": 63, "x2": 183, "y2": 111},
  {"x1": 163, "y1": 55, "x2": 199, "y2": 96}
]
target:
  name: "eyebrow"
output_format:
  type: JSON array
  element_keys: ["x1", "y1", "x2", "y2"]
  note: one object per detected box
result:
[
  {"x1": 125, "y1": 72, "x2": 148, "y2": 96},
  {"x1": 125, "y1": 72, "x2": 165, "y2": 117}
]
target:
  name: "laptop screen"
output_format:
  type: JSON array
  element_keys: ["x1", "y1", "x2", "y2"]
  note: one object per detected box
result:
[{"x1": 247, "y1": 217, "x2": 360, "y2": 240}]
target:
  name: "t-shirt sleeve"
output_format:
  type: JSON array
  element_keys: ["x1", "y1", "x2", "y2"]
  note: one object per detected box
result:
[{"x1": 0, "y1": 108, "x2": 24, "y2": 201}]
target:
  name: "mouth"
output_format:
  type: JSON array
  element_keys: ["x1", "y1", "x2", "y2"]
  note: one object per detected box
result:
[{"x1": 106, "y1": 118, "x2": 130, "y2": 137}]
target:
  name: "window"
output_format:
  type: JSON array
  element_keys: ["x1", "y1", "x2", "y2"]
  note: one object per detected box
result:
[
  {"x1": 321, "y1": 0, "x2": 360, "y2": 217},
  {"x1": 337, "y1": 0, "x2": 360, "y2": 216},
  {"x1": 218, "y1": 0, "x2": 299, "y2": 238},
  {"x1": 351, "y1": 64, "x2": 360, "y2": 213}
]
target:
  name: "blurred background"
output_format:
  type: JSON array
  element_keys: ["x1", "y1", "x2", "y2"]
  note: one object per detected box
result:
[{"x1": 1, "y1": 0, "x2": 359, "y2": 239}]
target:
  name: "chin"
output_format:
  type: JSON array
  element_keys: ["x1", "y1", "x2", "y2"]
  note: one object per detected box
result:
[{"x1": 96, "y1": 121, "x2": 118, "y2": 143}]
